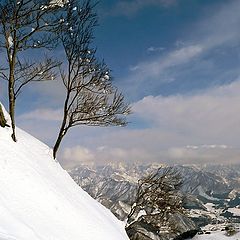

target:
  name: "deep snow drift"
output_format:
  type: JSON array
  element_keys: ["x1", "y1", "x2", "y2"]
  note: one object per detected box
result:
[{"x1": 0, "y1": 104, "x2": 129, "y2": 240}]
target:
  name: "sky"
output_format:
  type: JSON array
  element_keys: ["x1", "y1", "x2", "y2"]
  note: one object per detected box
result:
[{"x1": 1, "y1": 0, "x2": 240, "y2": 168}]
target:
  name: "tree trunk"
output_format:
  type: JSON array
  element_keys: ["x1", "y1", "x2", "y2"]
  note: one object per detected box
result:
[
  {"x1": 8, "y1": 71, "x2": 17, "y2": 141},
  {"x1": 0, "y1": 104, "x2": 7, "y2": 128},
  {"x1": 53, "y1": 94, "x2": 69, "y2": 159},
  {"x1": 53, "y1": 114, "x2": 67, "y2": 159},
  {"x1": 53, "y1": 130, "x2": 65, "y2": 159}
]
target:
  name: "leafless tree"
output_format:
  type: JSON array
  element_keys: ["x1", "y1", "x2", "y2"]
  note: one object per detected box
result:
[
  {"x1": 52, "y1": 0, "x2": 130, "y2": 159},
  {"x1": 127, "y1": 167, "x2": 185, "y2": 233},
  {"x1": 0, "y1": 0, "x2": 62, "y2": 141}
]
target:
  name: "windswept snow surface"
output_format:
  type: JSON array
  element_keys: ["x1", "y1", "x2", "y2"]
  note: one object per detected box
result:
[{"x1": 0, "y1": 105, "x2": 129, "y2": 240}]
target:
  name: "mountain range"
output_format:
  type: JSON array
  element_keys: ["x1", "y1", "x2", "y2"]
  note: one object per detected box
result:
[{"x1": 69, "y1": 163, "x2": 240, "y2": 239}]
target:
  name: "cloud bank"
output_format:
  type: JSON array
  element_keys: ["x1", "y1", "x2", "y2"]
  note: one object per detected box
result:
[{"x1": 56, "y1": 80, "x2": 240, "y2": 168}]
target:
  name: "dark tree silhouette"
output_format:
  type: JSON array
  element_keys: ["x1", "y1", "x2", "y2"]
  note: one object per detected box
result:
[
  {"x1": 0, "y1": 0, "x2": 62, "y2": 141},
  {"x1": 53, "y1": 0, "x2": 130, "y2": 159},
  {"x1": 127, "y1": 167, "x2": 185, "y2": 233}
]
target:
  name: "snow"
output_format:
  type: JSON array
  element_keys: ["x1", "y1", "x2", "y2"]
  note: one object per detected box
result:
[
  {"x1": 49, "y1": 0, "x2": 68, "y2": 8},
  {"x1": 7, "y1": 36, "x2": 13, "y2": 48},
  {"x1": 196, "y1": 186, "x2": 219, "y2": 201},
  {"x1": 104, "y1": 74, "x2": 110, "y2": 80},
  {"x1": 228, "y1": 207, "x2": 240, "y2": 216},
  {"x1": 0, "y1": 104, "x2": 129, "y2": 240},
  {"x1": 192, "y1": 231, "x2": 240, "y2": 239}
]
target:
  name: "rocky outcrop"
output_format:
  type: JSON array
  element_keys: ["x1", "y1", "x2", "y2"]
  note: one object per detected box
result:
[
  {"x1": 126, "y1": 213, "x2": 198, "y2": 240},
  {"x1": 0, "y1": 104, "x2": 8, "y2": 128},
  {"x1": 183, "y1": 194, "x2": 207, "y2": 210},
  {"x1": 126, "y1": 220, "x2": 161, "y2": 240}
]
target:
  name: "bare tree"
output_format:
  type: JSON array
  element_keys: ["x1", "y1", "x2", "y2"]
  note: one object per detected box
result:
[
  {"x1": 52, "y1": 0, "x2": 130, "y2": 159},
  {"x1": 127, "y1": 167, "x2": 185, "y2": 233},
  {"x1": 0, "y1": 0, "x2": 62, "y2": 141}
]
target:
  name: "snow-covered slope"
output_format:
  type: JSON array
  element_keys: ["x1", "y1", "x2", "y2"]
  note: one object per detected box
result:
[{"x1": 0, "y1": 104, "x2": 129, "y2": 240}]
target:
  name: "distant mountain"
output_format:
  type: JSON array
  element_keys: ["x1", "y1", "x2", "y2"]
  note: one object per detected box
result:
[{"x1": 69, "y1": 163, "x2": 240, "y2": 239}]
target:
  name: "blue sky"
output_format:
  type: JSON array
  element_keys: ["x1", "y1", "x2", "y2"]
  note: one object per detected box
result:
[
  {"x1": 2, "y1": 0, "x2": 240, "y2": 168},
  {"x1": 95, "y1": 0, "x2": 240, "y2": 100}
]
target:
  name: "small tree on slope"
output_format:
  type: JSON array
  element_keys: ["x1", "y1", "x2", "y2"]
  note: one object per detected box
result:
[
  {"x1": 0, "y1": 0, "x2": 62, "y2": 141},
  {"x1": 127, "y1": 167, "x2": 185, "y2": 235},
  {"x1": 52, "y1": 0, "x2": 130, "y2": 159}
]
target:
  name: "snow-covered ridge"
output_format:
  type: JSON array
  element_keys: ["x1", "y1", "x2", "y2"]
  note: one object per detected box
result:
[{"x1": 0, "y1": 104, "x2": 129, "y2": 240}]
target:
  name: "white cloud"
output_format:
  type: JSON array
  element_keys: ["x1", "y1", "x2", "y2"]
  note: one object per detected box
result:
[
  {"x1": 19, "y1": 108, "x2": 62, "y2": 121},
  {"x1": 133, "y1": 79, "x2": 240, "y2": 142},
  {"x1": 57, "y1": 80, "x2": 240, "y2": 167},
  {"x1": 127, "y1": 44, "x2": 203, "y2": 87},
  {"x1": 133, "y1": 44, "x2": 203, "y2": 73},
  {"x1": 128, "y1": 80, "x2": 240, "y2": 162},
  {"x1": 186, "y1": 145, "x2": 230, "y2": 150},
  {"x1": 61, "y1": 146, "x2": 95, "y2": 168},
  {"x1": 96, "y1": 146, "x2": 153, "y2": 164},
  {"x1": 147, "y1": 46, "x2": 165, "y2": 53},
  {"x1": 194, "y1": 1, "x2": 240, "y2": 49},
  {"x1": 166, "y1": 146, "x2": 240, "y2": 164}
]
